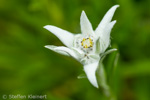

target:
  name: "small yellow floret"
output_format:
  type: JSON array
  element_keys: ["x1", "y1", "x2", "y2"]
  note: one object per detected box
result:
[
  {"x1": 81, "y1": 42, "x2": 83, "y2": 46},
  {"x1": 83, "y1": 38, "x2": 86, "y2": 41},
  {"x1": 81, "y1": 37, "x2": 93, "y2": 49},
  {"x1": 85, "y1": 45, "x2": 88, "y2": 48}
]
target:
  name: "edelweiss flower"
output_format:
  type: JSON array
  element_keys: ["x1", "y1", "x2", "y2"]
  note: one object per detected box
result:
[{"x1": 44, "y1": 5, "x2": 119, "y2": 88}]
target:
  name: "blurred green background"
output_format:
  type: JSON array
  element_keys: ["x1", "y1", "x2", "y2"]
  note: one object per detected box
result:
[{"x1": 0, "y1": 0, "x2": 150, "y2": 100}]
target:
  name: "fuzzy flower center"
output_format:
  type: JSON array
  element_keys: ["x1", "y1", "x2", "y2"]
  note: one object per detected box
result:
[{"x1": 81, "y1": 37, "x2": 93, "y2": 48}]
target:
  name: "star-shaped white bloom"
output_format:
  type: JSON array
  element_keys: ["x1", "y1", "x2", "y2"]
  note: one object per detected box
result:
[{"x1": 44, "y1": 5, "x2": 119, "y2": 88}]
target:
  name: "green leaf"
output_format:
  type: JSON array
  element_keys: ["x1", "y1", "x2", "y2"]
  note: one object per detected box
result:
[
  {"x1": 96, "y1": 62, "x2": 109, "y2": 96},
  {"x1": 100, "y1": 48, "x2": 117, "y2": 62},
  {"x1": 96, "y1": 62, "x2": 116, "y2": 100},
  {"x1": 77, "y1": 74, "x2": 87, "y2": 79}
]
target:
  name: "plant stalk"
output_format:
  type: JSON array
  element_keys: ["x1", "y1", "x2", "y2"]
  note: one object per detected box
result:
[{"x1": 96, "y1": 62, "x2": 116, "y2": 100}]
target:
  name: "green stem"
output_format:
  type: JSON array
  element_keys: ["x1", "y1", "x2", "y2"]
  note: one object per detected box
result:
[{"x1": 96, "y1": 62, "x2": 116, "y2": 100}]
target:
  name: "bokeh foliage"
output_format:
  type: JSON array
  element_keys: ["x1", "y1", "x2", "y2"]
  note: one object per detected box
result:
[{"x1": 0, "y1": 0, "x2": 150, "y2": 100}]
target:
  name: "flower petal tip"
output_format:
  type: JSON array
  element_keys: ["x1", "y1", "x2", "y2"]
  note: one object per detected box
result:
[
  {"x1": 112, "y1": 20, "x2": 117, "y2": 24},
  {"x1": 114, "y1": 20, "x2": 117, "y2": 22},
  {"x1": 81, "y1": 10, "x2": 85, "y2": 14},
  {"x1": 43, "y1": 25, "x2": 50, "y2": 29},
  {"x1": 114, "y1": 48, "x2": 118, "y2": 51},
  {"x1": 114, "y1": 5, "x2": 120, "y2": 8},
  {"x1": 110, "y1": 5, "x2": 119, "y2": 12},
  {"x1": 44, "y1": 45, "x2": 49, "y2": 48},
  {"x1": 81, "y1": 10, "x2": 86, "y2": 18}
]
